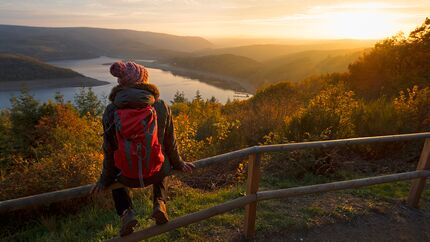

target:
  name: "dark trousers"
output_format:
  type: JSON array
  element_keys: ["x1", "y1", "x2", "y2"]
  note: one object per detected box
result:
[{"x1": 112, "y1": 177, "x2": 167, "y2": 216}]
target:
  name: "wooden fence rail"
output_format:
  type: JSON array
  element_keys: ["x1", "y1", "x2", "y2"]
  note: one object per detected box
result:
[
  {"x1": 257, "y1": 170, "x2": 430, "y2": 201},
  {"x1": 105, "y1": 170, "x2": 430, "y2": 242},
  {"x1": 1, "y1": 132, "x2": 430, "y2": 241}
]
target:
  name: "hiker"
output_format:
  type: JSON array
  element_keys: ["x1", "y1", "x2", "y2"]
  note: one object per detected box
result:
[{"x1": 90, "y1": 61, "x2": 195, "y2": 236}]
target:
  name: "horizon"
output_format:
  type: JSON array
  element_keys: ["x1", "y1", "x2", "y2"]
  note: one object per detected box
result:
[
  {"x1": 0, "y1": 1, "x2": 429, "y2": 40},
  {"x1": 0, "y1": 22, "x2": 382, "y2": 44}
]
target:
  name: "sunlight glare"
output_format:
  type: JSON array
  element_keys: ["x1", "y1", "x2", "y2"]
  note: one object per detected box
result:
[{"x1": 326, "y1": 11, "x2": 399, "y2": 39}]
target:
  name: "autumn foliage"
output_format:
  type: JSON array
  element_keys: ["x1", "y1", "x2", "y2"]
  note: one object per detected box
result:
[
  {"x1": 0, "y1": 91, "x2": 103, "y2": 200},
  {"x1": 1, "y1": 18, "x2": 430, "y2": 200}
]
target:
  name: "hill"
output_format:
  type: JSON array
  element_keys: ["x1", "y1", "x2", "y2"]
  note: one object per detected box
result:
[
  {"x1": 255, "y1": 48, "x2": 365, "y2": 84},
  {"x1": 1, "y1": 17, "x2": 430, "y2": 242},
  {"x1": 347, "y1": 18, "x2": 430, "y2": 99},
  {"x1": 0, "y1": 53, "x2": 83, "y2": 81},
  {"x1": 195, "y1": 39, "x2": 375, "y2": 62},
  {"x1": 168, "y1": 54, "x2": 261, "y2": 78},
  {"x1": 0, "y1": 25, "x2": 214, "y2": 61},
  {"x1": 161, "y1": 48, "x2": 365, "y2": 91},
  {"x1": 0, "y1": 53, "x2": 108, "y2": 90}
]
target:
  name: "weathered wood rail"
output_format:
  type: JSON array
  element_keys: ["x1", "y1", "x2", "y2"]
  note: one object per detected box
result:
[{"x1": 1, "y1": 132, "x2": 430, "y2": 241}]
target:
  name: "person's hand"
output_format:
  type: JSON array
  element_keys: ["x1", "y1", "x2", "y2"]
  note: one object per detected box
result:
[
  {"x1": 181, "y1": 162, "x2": 195, "y2": 173},
  {"x1": 90, "y1": 182, "x2": 106, "y2": 195}
]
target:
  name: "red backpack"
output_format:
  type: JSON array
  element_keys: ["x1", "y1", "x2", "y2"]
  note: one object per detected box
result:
[{"x1": 113, "y1": 106, "x2": 165, "y2": 186}]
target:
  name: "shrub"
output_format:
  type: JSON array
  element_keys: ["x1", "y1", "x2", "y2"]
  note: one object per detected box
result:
[
  {"x1": 0, "y1": 110, "x2": 12, "y2": 171},
  {"x1": 285, "y1": 84, "x2": 359, "y2": 141},
  {"x1": 173, "y1": 114, "x2": 207, "y2": 162},
  {"x1": 225, "y1": 82, "x2": 304, "y2": 146},
  {"x1": 394, "y1": 85, "x2": 430, "y2": 132},
  {"x1": 0, "y1": 102, "x2": 103, "y2": 200},
  {"x1": 352, "y1": 97, "x2": 402, "y2": 137}
]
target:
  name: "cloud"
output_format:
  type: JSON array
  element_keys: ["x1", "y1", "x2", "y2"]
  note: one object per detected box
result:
[{"x1": 0, "y1": 0, "x2": 429, "y2": 38}]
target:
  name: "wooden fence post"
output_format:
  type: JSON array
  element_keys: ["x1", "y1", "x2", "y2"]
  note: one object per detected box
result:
[
  {"x1": 244, "y1": 152, "x2": 261, "y2": 239},
  {"x1": 407, "y1": 138, "x2": 430, "y2": 208}
]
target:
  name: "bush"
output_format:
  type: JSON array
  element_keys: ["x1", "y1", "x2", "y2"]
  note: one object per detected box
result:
[
  {"x1": 353, "y1": 98, "x2": 402, "y2": 137},
  {"x1": 285, "y1": 84, "x2": 359, "y2": 141},
  {"x1": 173, "y1": 113, "x2": 207, "y2": 162},
  {"x1": 0, "y1": 110, "x2": 12, "y2": 171},
  {"x1": 0, "y1": 143, "x2": 102, "y2": 200},
  {"x1": 224, "y1": 82, "x2": 304, "y2": 146},
  {"x1": 0, "y1": 96, "x2": 103, "y2": 200},
  {"x1": 394, "y1": 85, "x2": 430, "y2": 133}
]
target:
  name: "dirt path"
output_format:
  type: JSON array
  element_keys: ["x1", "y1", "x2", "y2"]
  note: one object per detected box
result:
[{"x1": 255, "y1": 202, "x2": 430, "y2": 242}]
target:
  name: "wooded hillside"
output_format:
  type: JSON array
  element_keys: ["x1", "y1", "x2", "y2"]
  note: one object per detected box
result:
[
  {"x1": 165, "y1": 48, "x2": 365, "y2": 88},
  {"x1": 1, "y1": 18, "x2": 430, "y2": 242},
  {"x1": 0, "y1": 25, "x2": 214, "y2": 60},
  {"x1": 0, "y1": 53, "x2": 82, "y2": 81}
]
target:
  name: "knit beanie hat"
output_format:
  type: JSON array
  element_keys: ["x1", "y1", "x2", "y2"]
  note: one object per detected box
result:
[{"x1": 110, "y1": 61, "x2": 149, "y2": 85}]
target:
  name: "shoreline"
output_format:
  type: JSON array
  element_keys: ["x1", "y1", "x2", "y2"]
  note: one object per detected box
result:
[
  {"x1": 51, "y1": 56, "x2": 256, "y2": 94},
  {"x1": 138, "y1": 61, "x2": 257, "y2": 94},
  {"x1": 0, "y1": 77, "x2": 110, "y2": 92},
  {"x1": 1, "y1": 56, "x2": 255, "y2": 94}
]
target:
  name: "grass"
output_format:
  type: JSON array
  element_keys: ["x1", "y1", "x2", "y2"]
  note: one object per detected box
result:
[
  {"x1": 351, "y1": 180, "x2": 430, "y2": 207},
  {"x1": 1, "y1": 181, "x2": 245, "y2": 242},
  {"x1": 1, "y1": 173, "x2": 429, "y2": 242}
]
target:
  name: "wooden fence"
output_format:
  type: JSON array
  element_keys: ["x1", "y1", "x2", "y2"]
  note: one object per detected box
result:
[{"x1": 1, "y1": 132, "x2": 430, "y2": 241}]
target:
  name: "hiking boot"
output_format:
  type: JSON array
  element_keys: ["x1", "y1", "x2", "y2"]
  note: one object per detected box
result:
[
  {"x1": 120, "y1": 208, "x2": 138, "y2": 237},
  {"x1": 151, "y1": 200, "x2": 169, "y2": 225}
]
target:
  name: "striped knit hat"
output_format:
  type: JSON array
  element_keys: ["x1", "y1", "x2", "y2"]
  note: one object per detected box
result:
[{"x1": 110, "y1": 61, "x2": 149, "y2": 85}]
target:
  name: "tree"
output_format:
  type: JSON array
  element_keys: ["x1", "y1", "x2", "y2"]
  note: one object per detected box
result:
[
  {"x1": 9, "y1": 89, "x2": 42, "y2": 152},
  {"x1": 408, "y1": 17, "x2": 430, "y2": 44},
  {"x1": 172, "y1": 90, "x2": 188, "y2": 104},
  {"x1": 74, "y1": 87, "x2": 104, "y2": 117},
  {"x1": 348, "y1": 18, "x2": 430, "y2": 99},
  {"x1": 194, "y1": 90, "x2": 202, "y2": 102},
  {"x1": 209, "y1": 96, "x2": 218, "y2": 103}
]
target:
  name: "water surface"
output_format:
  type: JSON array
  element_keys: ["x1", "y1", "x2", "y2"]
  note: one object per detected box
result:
[{"x1": 0, "y1": 56, "x2": 240, "y2": 108}]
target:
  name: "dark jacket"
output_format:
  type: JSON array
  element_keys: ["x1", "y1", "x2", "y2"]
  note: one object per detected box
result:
[{"x1": 99, "y1": 83, "x2": 185, "y2": 187}]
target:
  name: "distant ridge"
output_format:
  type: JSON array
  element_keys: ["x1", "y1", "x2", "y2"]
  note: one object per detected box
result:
[
  {"x1": 195, "y1": 40, "x2": 375, "y2": 62},
  {"x1": 0, "y1": 53, "x2": 108, "y2": 90},
  {"x1": 163, "y1": 48, "x2": 366, "y2": 90},
  {"x1": 0, "y1": 25, "x2": 214, "y2": 61},
  {"x1": 0, "y1": 53, "x2": 82, "y2": 81}
]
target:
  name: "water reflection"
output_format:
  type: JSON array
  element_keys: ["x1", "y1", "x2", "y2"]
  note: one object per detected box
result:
[{"x1": 0, "y1": 56, "x2": 242, "y2": 108}]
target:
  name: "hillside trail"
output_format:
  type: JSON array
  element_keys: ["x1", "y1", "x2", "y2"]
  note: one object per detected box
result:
[{"x1": 257, "y1": 202, "x2": 429, "y2": 242}]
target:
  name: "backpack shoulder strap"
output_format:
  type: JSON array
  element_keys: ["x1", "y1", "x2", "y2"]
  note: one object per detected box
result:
[{"x1": 102, "y1": 103, "x2": 117, "y2": 135}]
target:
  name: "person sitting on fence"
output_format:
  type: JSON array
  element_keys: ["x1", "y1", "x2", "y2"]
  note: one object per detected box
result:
[{"x1": 91, "y1": 61, "x2": 195, "y2": 237}]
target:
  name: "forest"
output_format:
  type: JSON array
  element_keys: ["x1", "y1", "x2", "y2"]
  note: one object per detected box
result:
[
  {"x1": 0, "y1": 18, "x2": 430, "y2": 241},
  {"x1": 164, "y1": 48, "x2": 365, "y2": 88},
  {"x1": 0, "y1": 25, "x2": 212, "y2": 61}
]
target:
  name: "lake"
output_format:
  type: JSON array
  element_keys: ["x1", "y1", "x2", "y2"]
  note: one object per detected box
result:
[{"x1": 0, "y1": 56, "x2": 242, "y2": 109}]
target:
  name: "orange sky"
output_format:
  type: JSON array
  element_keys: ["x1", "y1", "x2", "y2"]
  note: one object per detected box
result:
[{"x1": 0, "y1": 1, "x2": 429, "y2": 39}]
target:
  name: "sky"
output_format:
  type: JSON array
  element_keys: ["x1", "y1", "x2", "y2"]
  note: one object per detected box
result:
[{"x1": 0, "y1": 0, "x2": 429, "y2": 40}]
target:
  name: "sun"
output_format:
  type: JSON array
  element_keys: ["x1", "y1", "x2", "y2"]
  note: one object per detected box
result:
[{"x1": 326, "y1": 11, "x2": 399, "y2": 39}]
